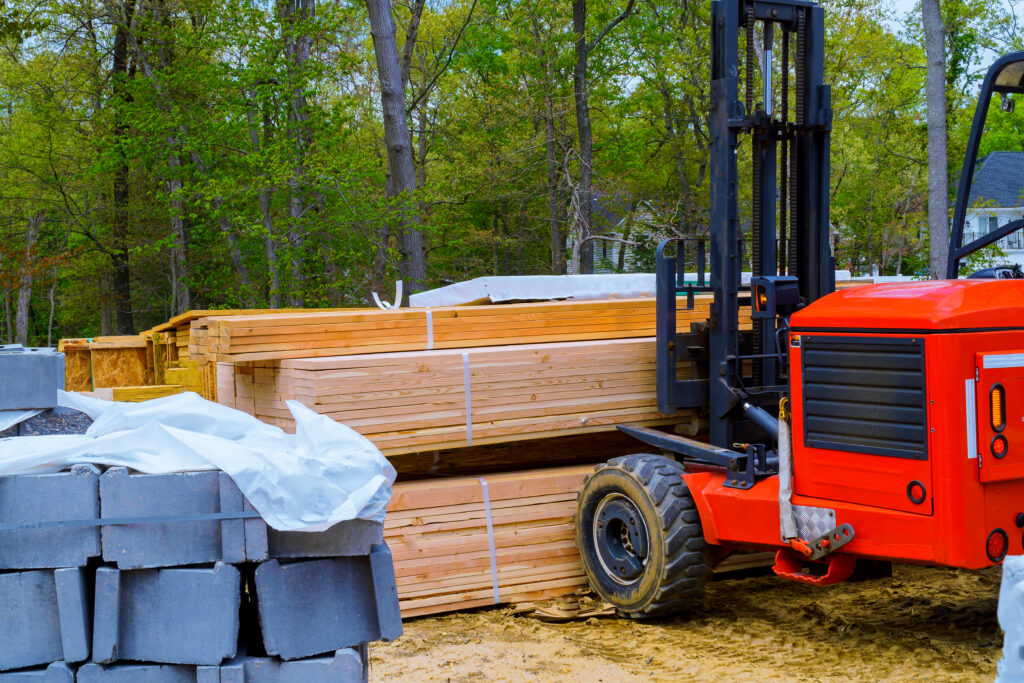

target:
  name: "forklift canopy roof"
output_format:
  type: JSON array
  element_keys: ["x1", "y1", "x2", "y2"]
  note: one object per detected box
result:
[{"x1": 789, "y1": 279, "x2": 1024, "y2": 331}]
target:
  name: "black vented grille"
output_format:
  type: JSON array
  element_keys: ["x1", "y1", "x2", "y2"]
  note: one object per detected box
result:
[{"x1": 801, "y1": 336, "x2": 927, "y2": 460}]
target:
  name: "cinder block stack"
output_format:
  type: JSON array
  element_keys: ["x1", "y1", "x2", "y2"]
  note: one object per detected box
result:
[{"x1": 0, "y1": 466, "x2": 401, "y2": 682}]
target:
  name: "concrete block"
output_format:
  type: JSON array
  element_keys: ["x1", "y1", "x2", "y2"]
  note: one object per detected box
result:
[
  {"x1": 254, "y1": 552, "x2": 397, "y2": 661},
  {"x1": 0, "y1": 568, "x2": 89, "y2": 671},
  {"x1": 263, "y1": 520, "x2": 383, "y2": 560},
  {"x1": 0, "y1": 662, "x2": 74, "y2": 682},
  {"x1": 220, "y1": 649, "x2": 364, "y2": 682},
  {"x1": 100, "y1": 469, "x2": 247, "y2": 569},
  {"x1": 368, "y1": 544, "x2": 402, "y2": 642},
  {"x1": 92, "y1": 563, "x2": 239, "y2": 666},
  {"x1": 77, "y1": 663, "x2": 220, "y2": 683},
  {"x1": 0, "y1": 346, "x2": 64, "y2": 410},
  {"x1": 0, "y1": 465, "x2": 100, "y2": 570}
]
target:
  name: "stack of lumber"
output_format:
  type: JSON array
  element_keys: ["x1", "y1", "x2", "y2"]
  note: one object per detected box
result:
[
  {"x1": 196, "y1": 296, "x2": 724, "y2": 363},
  {"x1": 220, "y1": 338, "x2": 695, "y2": 455},
  {"x1": 387, "y1": 466, "x2": 591, "y2": 617},
  {"x1": 59, "y1": 336, "x2": 154, "y2": 392}
]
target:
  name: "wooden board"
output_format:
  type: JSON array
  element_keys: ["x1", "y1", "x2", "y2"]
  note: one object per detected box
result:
[
  {"x1": 222, "y1": 337, "x2": 695, "y2": 455},
  {"x1": 196, "y1": 296, "x2": 747, "y2": 363}
]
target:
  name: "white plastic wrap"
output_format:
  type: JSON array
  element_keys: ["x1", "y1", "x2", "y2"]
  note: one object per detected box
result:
[
  {"x1": 408, "y1": 271, "x2": 856, "y2": 308},
  {"x1": 998, "y1": 555, "x2": 1024, "y2": 682},
  {"x1": 0, "y1": 391, "x2": 396, "y2": 532}
]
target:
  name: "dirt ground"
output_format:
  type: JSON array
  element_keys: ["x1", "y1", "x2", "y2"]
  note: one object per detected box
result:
[{"x1": 371, "y1": 564, "x2": 1003, "y2": 682}]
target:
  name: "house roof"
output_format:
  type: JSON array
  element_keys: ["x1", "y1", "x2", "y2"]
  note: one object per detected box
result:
[{"x1": 968, "y1": 151, "x2": 1024, "y2": 208}]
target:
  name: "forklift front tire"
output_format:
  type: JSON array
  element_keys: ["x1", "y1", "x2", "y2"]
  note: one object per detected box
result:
[{"x1": 576, "y1": 453, "x2": 713, "y2": 618}]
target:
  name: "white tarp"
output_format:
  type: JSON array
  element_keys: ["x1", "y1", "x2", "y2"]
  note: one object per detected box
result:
[
  {"x1": 408, "y1": 271, "x2": 857, "y2": 308},
  {"x1": 998, "y1": 555, "x2": 1024, "y2": 681},
  {"x1": 0, "y1": 409, "x2": 43, "y2": 433},
  {"x1": 0, "y1": 391, "x2": 396, "y2": 532}
]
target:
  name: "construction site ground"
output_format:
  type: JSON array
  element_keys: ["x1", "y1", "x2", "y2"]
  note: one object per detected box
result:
[{"x1": 371, "y1": 563, "x2": 1002, "y2": 682}]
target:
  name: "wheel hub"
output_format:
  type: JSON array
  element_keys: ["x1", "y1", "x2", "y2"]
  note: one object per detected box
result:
[{"x1": 593, "y1": 493, "x2": 650, "y2": 585}]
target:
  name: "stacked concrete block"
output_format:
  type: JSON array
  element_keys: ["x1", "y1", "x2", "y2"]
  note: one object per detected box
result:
[
  {"x1": 92, "y1": 563, "x2": 240, "y2": 665},
  {"x1": 0, "y1": 663, "x2": 75, "y2": 682},
  {"x1": 0, "y1": 465, "x2": 100, "y2": 570},
  {"x1": 0, "y1": 466, "x2": 99, "y2": 677},
  {"x1": 99, "y1": 469, "x2": 249, "y2": 568},
  {"x1": 0, "y1": 345, "x2": 64, "y2": 410},
  {"x1": 1, "y1": 465, "x2": 400, "y2": 682},
  {"x1": 254, "y1": 543, "x2": 401, "y2": 660},
  {"x1": 0, "y1": 568, "x2": 90, "y2": 670}
]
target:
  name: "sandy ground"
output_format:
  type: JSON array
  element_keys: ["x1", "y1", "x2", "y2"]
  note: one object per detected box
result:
[{"x1": 371, "y1": 564, "x2": 1003, "y2": 682}]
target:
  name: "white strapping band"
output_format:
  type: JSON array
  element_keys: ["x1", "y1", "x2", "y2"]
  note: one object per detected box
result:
[
  {"x1": 478, "y1": 478, "x2": 501, "y2": 604},
  {"x1": 463, "y1": 352, "x2": 473, "y2": 445},
  {"x1": 425, "y1": 309, "x2": 434, "y2": 349}
]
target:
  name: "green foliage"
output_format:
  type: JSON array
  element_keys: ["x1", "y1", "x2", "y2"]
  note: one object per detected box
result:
[{"x1": 0, "y1": 0, "x2": 1019, "y2": 344}]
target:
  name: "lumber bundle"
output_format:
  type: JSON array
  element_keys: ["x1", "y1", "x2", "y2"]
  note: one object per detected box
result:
[
  {"x1": 386, "y1": 466, "x2": 592, "y2": 617},
  {"x1": 198, "y1": 296, "x2": 732, "y2": 363},
  {"x1": 221, "y1": 338, "x2": 694, "y2": 455},
  {"x1": 58, "y1": 337, "x2": 153, "y2": 391}
]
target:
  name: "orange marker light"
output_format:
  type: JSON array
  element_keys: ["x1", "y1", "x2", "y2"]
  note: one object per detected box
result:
[
  {"x1": 756, "y1": 288, "x2": 768, "y2": 311},
  {"x1": 992, "y1": 385, "x2": 1006, "y2": 432}
]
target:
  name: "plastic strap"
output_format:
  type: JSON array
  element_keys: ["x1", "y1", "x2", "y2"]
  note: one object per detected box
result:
[
  {"x1": 478, "y1": 477, "x2": 501, "y2": 604},
  {"x1": 425, "y1": 309, "x2": 434, "y2": 350},
  {"x1": 0, "y1": 510, "x2": 262, "y2": 532},
  {"x1": 88, "y1": 337, "x2": 95, "y2": 391},
  {"x1": 463, "y1": 352, "x2": 473, "y2": 445}
]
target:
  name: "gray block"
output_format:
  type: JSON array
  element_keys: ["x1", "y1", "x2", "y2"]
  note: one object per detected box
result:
[
  {"x1": 263, "y1": 520, "x2": 383, "y2": 560},
  {"x1": 92, "y1": 563, "x2": 239, "y2": 666},
  {"x1": 369, "y1": 544, "x2": 402, "y2": 642},
  {"x1": 0, "y1": 568, "x2": 90, "y2": 671},
  {"x1": 0, "y1": 465, "x2": 100, "y2": 570},
  {"x1": 100, "y1": 469, "x2": 246, "y2": 568},
  {"x1": 0, "y1": 346, "x2": 64, "y2": 410},
  {"x1": 0, "y1": 662, "x2": 74, "y2": 682},
  {"x1": 77, "y1": 663, "x2": 220, "y2": 683},
  {"x1": 255, "y1": 553, "x2": 396, "y2": 661},
  {"x1": 220, "y1": 649, "x2": 364, "y2": 682}
]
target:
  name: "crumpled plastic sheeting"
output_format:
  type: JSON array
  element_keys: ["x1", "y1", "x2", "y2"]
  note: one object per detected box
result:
[
  {"x1": 0, "y1": 391, "x2": 396, "y2": 532},
  {"x1": 998, "y1": 555, "x2": 1024, "y2": 682}
]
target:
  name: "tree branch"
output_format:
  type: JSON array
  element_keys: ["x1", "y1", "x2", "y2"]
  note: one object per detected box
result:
[
  {"x1": 586, "y1": 0, "x2": 637, "y2": 53},
  {"x1": 406, "y1": 0, "x2": 478, "y2": 116}
]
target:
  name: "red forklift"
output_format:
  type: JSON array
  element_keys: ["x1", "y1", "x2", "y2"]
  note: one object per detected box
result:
[{"x1": 575, "y1": 0, "x2": 1024, "y2": 616}]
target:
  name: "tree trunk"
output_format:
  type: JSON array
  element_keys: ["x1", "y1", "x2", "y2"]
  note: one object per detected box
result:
[
  {"x1": 111, "y1": 0, "x2": 136, "y2": 334},
  {"x1": 167, "y1": 153, "x2": 191, "y2": 314},
  {"x1": 570, "y1": 0, "x2": 635, "y2": 274},
  {"x1": 15, "y1": 211, "x2": 44, "y2": 346},
  {"x1": 366, "y1": 0, "x2": 427, "y2": 297},
  {"x1": 280, "y1": 0, "x2": 315, "y2": 306},
  {"x1": 572, "y1": 0, "x2": 595, "y2": 274},
  {"x1": 922, "y1": 0, "x2": 949, "y2": 279}
]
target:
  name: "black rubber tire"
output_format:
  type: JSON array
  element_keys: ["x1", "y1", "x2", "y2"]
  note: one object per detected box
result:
[{"x1": 576, "y1": 453, "x2": 713, "y2": 618}]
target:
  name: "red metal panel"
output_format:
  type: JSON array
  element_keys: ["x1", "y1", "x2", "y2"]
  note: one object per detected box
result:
[
  {"x1": 789, "y1": 332, "x2": 934, "y2": 515},
  {"x1": 976, "y1": 351, "x2": 1024, "y2": 483}
]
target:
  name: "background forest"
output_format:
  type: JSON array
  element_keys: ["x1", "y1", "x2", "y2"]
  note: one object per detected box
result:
[{"x1": 0, "y1": 0, "x2": 1021, "y2": 343}]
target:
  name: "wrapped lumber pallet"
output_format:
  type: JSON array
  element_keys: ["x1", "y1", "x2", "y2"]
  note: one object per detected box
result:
[
  {"x1": 387, "y1": 466, "x2": 592, "y2": 617},
  {"x1": 199, "y1": 296, "x2": 731, "y2": 363},
  {"x1": 58, "y1": 336, "x2": 153, "y2": 391},
  {"x1": 223, "y1": 338, "x2": 694, "y2": 455}
]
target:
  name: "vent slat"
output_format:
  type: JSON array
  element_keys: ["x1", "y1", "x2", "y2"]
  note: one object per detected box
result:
[{"x1": 802, "y1": 336, "x2": 926, "y2": 460}]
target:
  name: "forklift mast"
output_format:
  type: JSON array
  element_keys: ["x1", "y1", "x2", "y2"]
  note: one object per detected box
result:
[{"x1": 654, "y1": 0, "x2": 834, "y2": 451}]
